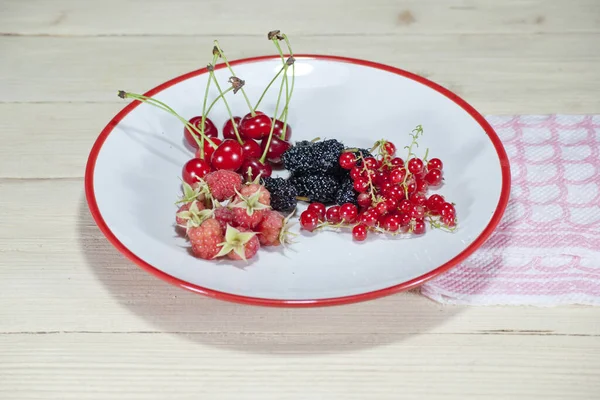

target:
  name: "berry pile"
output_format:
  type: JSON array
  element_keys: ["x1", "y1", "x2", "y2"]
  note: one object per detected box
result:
[
  {"x1": 299, "y1": 125, "x2": 458, "y2": 241},
  {"x1": 175, "y1": 170, "x2": 294, "y2": 260},
  {"x1": 118, "y1": 30, "x2": 297, "y2": 186}
]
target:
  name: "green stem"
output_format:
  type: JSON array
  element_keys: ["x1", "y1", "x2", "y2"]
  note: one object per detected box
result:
[
  {"x1": 119, "y1": 91, "x2": 217, "y2": 149},
  {"x1": 199, "y1": 54, "x2": 219, "y2": 158},
  {"x1": 209, "y1": 72, "x2": 243, "y2": 144},
  {"x1": 253, "y1": 66, "x2": 284, "y2": 111},
  {"x1": 204, "y1": 86, "x2": 234, "y2": 117},
  {"x1": 213, "y1": 40, "x2": 254, "y2": 116},
  {"x1": 259, "y1": 64, "x2": 287, "y2": 163},
  {"x1": 278, "y1": 34, "x2": 295, "y2": 137}
]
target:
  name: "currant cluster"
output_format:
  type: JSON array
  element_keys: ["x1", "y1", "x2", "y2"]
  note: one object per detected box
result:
[
  {"x1": 299, "y1": 125, "x2": 457, "y2": 241},
  {"x1": 118, "y1": 30, "x2": 296, "y2": 186}
]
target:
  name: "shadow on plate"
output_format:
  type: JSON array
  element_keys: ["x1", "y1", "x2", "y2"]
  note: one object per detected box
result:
[{"x1": 78, "y1": 194, "x2": 465, "y2": 355}]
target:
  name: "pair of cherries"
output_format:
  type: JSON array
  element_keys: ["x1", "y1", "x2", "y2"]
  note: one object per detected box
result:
[{"x1": 182, "y1": 111, "x2": 292, "y2": 184}]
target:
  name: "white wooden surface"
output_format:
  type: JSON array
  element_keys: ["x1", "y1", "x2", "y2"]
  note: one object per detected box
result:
[{"x1": 1, "y1": 1, "x2": 600, "y2": 399}]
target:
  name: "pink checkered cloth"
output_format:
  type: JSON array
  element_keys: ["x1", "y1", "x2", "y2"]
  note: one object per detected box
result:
[{"x1": 421, "y1": 115, "x2": 600, "y2": 306}]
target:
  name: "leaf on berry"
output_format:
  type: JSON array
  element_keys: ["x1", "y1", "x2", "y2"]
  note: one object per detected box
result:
[{"x1": 214, "y1": 225, "x2": 257, "y2": 260}]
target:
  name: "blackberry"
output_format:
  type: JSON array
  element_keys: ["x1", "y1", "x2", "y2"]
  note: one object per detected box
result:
[
  {"x1": 289, "y1": 174, "x2": 339, "y2": 203},
  {"x1": 335, "y1": 177, "x2": 358, "y2": 206},
  {"x1": 281, "y1": 139, "x2": 345, "y2": 176},
  {"x1": 260, "y1": 177, "x2": 298, "y2": 212}
]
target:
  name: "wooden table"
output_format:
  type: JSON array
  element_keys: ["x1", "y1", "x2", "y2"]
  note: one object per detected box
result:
[{"x1": 2, "y1": 1, "x2": 599, "y2": 398}]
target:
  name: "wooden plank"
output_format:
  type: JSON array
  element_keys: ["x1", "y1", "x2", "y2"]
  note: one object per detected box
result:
[
  {"x1": 1, "y1": 0, "x2": 599, "y2": 36},
  {"x1": 1, "y1": 178, "x2": 600, "y2": 335},
  {"x1": 1, "y1": 333, "x2": 599, "y2": 399},
  {"x1": 1, "y1": 34, "x2": 599, "y2": 111}
]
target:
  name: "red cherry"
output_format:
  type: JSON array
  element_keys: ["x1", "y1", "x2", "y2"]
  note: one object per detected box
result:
[
  {"x1": 427, "y1": 158, "x2": 443, "y2": 171},
  {"x1": 272, "y1": 120, "x2": 292, "y2": 141},
  {"x1": 383, "y1": 142, "x2": 396, "y2": 156},
  {"x1": 222, "y1": 117, "x2": 242, "y2": 140},
  {"x1": 381, "y1": 215, "x2": 400, "y2": 232},
  {"x1": 353, "y1": 177, "x2": 369, "y2": 193},
  {"x1": 182, "y1": 158, "x2": 211, "y2": 185},
  {"x1": 260, "y1": 136, "x2": 291, "y2": 164},
  {"x1": 195, "y1": 138, "x2": 222, "y2": 161},
  {"x1": 210, "y1": 139, "x2": 244, "y2": 171},
  {"x1": 239, "y1": 112, "x2": 272, "y2": 140},
  {"x1": 413, "y1": 219, "x2": 426, "y2": 235},
  {"x1": 300, "y1": 210, "x2": 319, "y2": 231},
  {"x1": 352, "y1": 224, "x2": 368, "y2": 241},
  {"x1": 239, "y1": 158, "x2": 272, "y2": 181},
  {"x1": 357, "y1": 193, "x2": 372, "y2": 208},
  {"x1": 425, "y1": 194, "x2": 445, "y2": 214},
  {"x1": 407, "y1": 158, "x2": 424, "y2": 174},
  {"x1": 184, "y1": 116, "x2": 218, "y2": 149},
  {"x1": 339, "y1": 203, "x2": 358, "y2": 223},
  {"x1": 326, "y1": 206, "x2": 341, "y2": 223},
  {"x1": 307, "y1": 203, "x2": 327, "y2": 220},
  {"x1": 339, "y1": 152, "x2": 358, "y2": 170},
  {"x1": 241, "y1": 139, "x2": 262, "y2": 159},
  {"x1": 425, "y1": 168, "x2": 443, "y2": 186}
]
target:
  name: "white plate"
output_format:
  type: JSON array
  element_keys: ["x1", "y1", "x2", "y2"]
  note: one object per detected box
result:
[{"x1": 85, "y1": 55, "x2": 511, "y2": 307}]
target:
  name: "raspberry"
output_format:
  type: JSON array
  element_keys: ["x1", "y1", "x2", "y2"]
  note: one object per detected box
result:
[
  {"x1": 238, "y1": 183, "x2": 271, "y2": 206},
  {"x1": 230, "y1": 183, "x2": 271, "y2": 228},
  {"x1": 214, "y1": 225, "x2": 260, "y2": 261},
  {"x1": 232, "y1": 208, "x2": 265, "y2": 229},
  {"x1": 204, "y1": 170, "x2": 242, "y2": 201},
  {"x1": 175, "y1": 200, "x2": 207, "y2": 230},
  {"x1": 214, "y1": 206, "x2": 236, "y2": 231},
  {"x1": 257, "y1": 210, "x2": 284, "y2": 246},
  {"x1": 188, "y1": 218, "x2": 224, "y2": 260}
]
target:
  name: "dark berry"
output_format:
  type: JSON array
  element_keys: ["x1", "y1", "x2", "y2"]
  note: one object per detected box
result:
[
  {"x1": 290, "y1": 174, "x2": 340, "y2": 203},
  {"x1": 260, "y1": 177, "x2": 298, "y2": 212}
]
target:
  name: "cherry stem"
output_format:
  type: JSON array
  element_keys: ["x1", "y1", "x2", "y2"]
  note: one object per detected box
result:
[
  {"x1": 253, "y1": 66, "x2": 284, "y2": 111},
  {"x1": 204, "y1": 86, "x2": 234, "y2": 117},
  {"x1": 271, "y1": 39, "x2": 290, "y2": 140},
  {"x1": 259, "y1": 62, "x2": 288, "y2": 163},
  {"x1": 213, "y1": 40, "x2": 255, "y2": 116},
  {"x1": 208, "y1": 70, "x2": 243, "y2": 144},
  {"x1": 278, "y1": 34, "x2": 295, "y2": 139},
  {"x1": 198, "y1": 54, "x2": 219, "y2": 158},
  {"x1": 119, "y1": 91, "x2": 217, "y2": 149}
]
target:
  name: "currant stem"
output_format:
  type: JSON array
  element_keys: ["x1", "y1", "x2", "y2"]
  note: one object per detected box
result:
[
  {"x1": 402, "y1": 125, "x2": 424, "y2": 198},
  {"x1": 119, "y1": 91, "x2": 217, "y2": 149},
  {"x1": 253, "y1": 66, "x2": 284, "y2": 111},
  {"x1": 208, "y1": 71, "x2": 243, "y2": 144},
  {"x1": 259, "y1": 64, "x2": 287, "y2": 163},
  {"x1": 213, "y1": 40, "x2": 255, "y2": 116}
]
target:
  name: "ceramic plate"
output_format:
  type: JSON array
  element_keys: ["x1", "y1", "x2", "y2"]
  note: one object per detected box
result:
[{"x1": 85, "y1": 55, "x2": 511, "y2": 307}]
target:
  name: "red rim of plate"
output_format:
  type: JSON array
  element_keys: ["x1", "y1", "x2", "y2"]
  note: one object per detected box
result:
[{"x1": 84, "y1": 54, "x2": 511, "y2": 307}]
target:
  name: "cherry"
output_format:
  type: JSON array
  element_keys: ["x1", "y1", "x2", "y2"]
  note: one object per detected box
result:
[
  {"x1": 300, "y1": 210, "x2": 319, "y2": 231},
  {"x1": 184, "y1": 116, "x2": 218, "y2": 149},
  {"x1": 241, "y1": 139, "x2": 262, "y2": 159},
  {"x1": 357, "y1": 193, "x2": 372, "y2": 208},
  {"x1": 413, "y1": 219, "x2": 426, "y2": 235},
  {"x1": 350, "y1": 166, "x2": 364, "y2": 180},
  {"x1": 222, "y1": 117, "x2": 242, "y2": 140},
  {"x1": 272, "y1": 119, "x2": 292, "y2": 141},
  {"x1": 195, "y1": 137, "x2": 222, "y2": 161},
  {"x1": 381, "y1": 215, "x2": 400, "y2": 232},
  {"x1": 239, "y1": 112, "x2": 272, "y2": 140},
  {"x1": 339, "y1": 152, "x2": 358, "y2": 170},
  {"x1": 425, "y1": 169, "x2": 443, "y2": 186},
  {"x1": 182, "y1": 158, "x2": 211, "y2": 185},
  {"x1": 239, "y1": 158, "x2": 272, "y2": 181},
  {"x1": 383, "y1": 142, "x2": 396, "y2": 156},
  {"x1": 211, "y1": 139, "x2": 244, "y2": 171},
  {"x1": 307, "y1": 203, "x2": 326, "y2": 220},
  {"x1": 427, "y1": 158, "x2": 443, "y2": 171},
  {"x1": 326, "y1": 206, "x2": 341, "y2": 223},
  {"x1": 353, "y1": 177, "x2": 369, "y2": 193},
  {"x1": 260, "y1": 136, "x2": 291, "y2": 164},
  {"x1": 359, "y1": 209, "x2": 378, "y2": 227},
  {"x1": 352, "y1": 224, "x2": 368, "y2": 241},
  {"x1": 339, "y1": 203, "x2": 358, "y2": 223},
  {"x1": 425, "y1": 194, "x2": 445, "y2": 213},
  {"x1": 407, "y1": 158, "x2": 424, "y2": 174},
  {"x1": 390, "y1": 167, "x2": 406, "y2": 184}
]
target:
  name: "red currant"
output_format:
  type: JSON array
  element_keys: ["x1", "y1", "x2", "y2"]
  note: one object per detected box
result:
[
  {"x1": 300, "y1": 210, "x2": 319, "y2": 231},
  {"x1": 410, "y1": 205, "x2": 425, "y2": 219},
  {"x1": 307, "y1": 203, "x2": 326, "y2": 221},
  {"x1": 384, "y1": 185, "x2": 404, "y2": 201},
  {"x1": 399, "y1": 213, "x2": 411, "y2": 227},
  {"x1": 406, "y1": 181, "x2": 417, "y2": 195},
  {"x1": 339, "y1": 203, "x2": 358, "y2": 223},
  {"x1": 440, "y1": 202, "x2": 456, "y2": 218},
  {"x1": 239, "y1": 158, "x2": 272, "y2": 181},
  {"x1": 425, "y1": 194, "x2": 445, "y2": 214},
  {"x1": 359, "y1": 209, "x2": 378, "y2": 227},
  {"x1": 425, "y1": 168, "x2": 443, "y2": 186},
  {"x1": 390, "y1": 167, "x2": 407, "y2": 184},
  {"x1": 239, "y1": 112, "x2": 272, "y2": 140},
  {"x1": 442, "y1": 214, "x2": 456, "y2": 227},
  {"x1": 350, "y1": 166, "x2": 363, "y2": 181},
  {"x1": 195, "y1": 138, "x2": 222, "y2": 161},
  {"x1": 410, "y1": 193, "x2": 427, "y2": 207},
  {"x1": 357, "y1": 193, "x2": 372, "y2": 208},
  {"x1": 326, "y1": 206, "x2": 341, "y2": 223},
  {"x1": 210, "y1": 139, "x2": 244, "y2": 171},
  {"x1": 353, "y1": 177, "x2": 369, "y2": 193},
  {"x1": 182, "y1": 158, "x2": 211, "y2": 185},
  {"x1": 399, "y1": 199, "x2": 412, "y2": 214},
  {"x1": 363, "y1": 157, "x2": 379, "y2": 170},
  {"x1": 390, "y1": 157, "x2": 404, "y2": 168},
  {"x1": 375, "y1": 202, "x2": 388, "y2": 216},
  {"x1": 413, "y1": 219, "x2": 426, "y2": 235},
  {"x1": 339, "y1": 152, "x2": 357, "y2": 170},
  {"x1": 427, "y1": 158, "x2": 443, "y2": 171},
  {"x1": 407, "y1": 158, "x2": 424, "y2": 174},
  {"x1": 383, "y1": 142, "x2": 396, "y2": 157},
  {"x1": 374, "y1": 170, "x2": 389, "y2": 187},
  {"x1": 222, "y1": 117, "x2": 241, "y2": 140},
  {"x1": 184, "y1": 116, "x2": 218, "y2": 149},
  {"x1": 352, "y1": 224, "x2": 368, "y2": 241},
  {"x1": 384, "y1": 197, "x2": 398, "y2": 211},
  {"x1": 381, "y1": 215, "x2": 400, "y2": 232},
  {"x1": 416, "y1": 178, "x2": 429, "y2": 194}
]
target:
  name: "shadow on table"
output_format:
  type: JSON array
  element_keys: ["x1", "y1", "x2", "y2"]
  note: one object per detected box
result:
[{"x1": 78, "y1": 195, "x2": 463, "y2": 354}]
